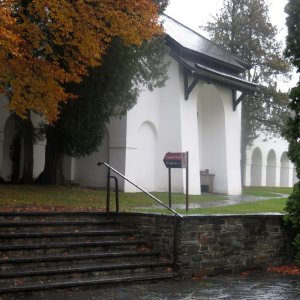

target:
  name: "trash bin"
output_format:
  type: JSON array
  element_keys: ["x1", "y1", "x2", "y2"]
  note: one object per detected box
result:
[{"x1": 200, "y1": 169, "x2": 215, "y2": 193}]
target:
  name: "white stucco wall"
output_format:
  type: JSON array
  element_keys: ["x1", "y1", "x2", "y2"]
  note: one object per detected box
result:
[
  {"x1": 124, "y1": 57, "x2": 184, "y2": 193},
  {"x1": 0, "y1": 55, "x2": 245, "y2": 196},
  {"x1": 123, "y1": 57, "x2": 242, "y2": 195},
  {"x1": 72, "y1": 130, "x2": 109, "y2": 188}
]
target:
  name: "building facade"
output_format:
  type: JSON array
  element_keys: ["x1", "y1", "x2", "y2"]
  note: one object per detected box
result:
[{"x1": 1, "y1": 15, "x2": 270, "y2": 195}]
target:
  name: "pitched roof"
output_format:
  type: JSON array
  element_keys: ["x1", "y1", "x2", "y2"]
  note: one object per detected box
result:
[{"x1": 161, "y1": 14, "x2": 257, "y2": 94}]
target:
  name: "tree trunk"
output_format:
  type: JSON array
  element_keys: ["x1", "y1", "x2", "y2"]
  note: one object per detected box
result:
[{"x1": 36, "y1": 133, "x2": 65, "y2": 184}]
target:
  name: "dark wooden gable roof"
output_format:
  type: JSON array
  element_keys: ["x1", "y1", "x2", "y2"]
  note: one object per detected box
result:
[{"x1": 162, "y1": 14, "x2": 258, "y2": 96}]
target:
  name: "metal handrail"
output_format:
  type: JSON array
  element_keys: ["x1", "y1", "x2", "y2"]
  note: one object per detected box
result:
[
  {"x1": 98, "y1": 161, "x2": 181, "y2": 270},
  {"x1": 98, "y1": 162, "x2": 182, "y2": 218}
]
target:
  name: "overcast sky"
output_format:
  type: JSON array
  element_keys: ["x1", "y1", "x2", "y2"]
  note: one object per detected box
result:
[
  {"x1": 165, "y1": 0, "x2": 288, "y2": 42},
  {"x1": 165, "y1": 0, "x2": 298, "y2": 89}
]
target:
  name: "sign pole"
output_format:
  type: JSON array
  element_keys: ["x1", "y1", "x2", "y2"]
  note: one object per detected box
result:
[
  {"x1": 168, "y1": 167, "x2": 172, "y2": 208},
  {"x1": 186, "y1": 151, "x2": 189, "y2": 211},
  {"x1": 163, "y1": 151, "x2": 190, "y2": 211}
]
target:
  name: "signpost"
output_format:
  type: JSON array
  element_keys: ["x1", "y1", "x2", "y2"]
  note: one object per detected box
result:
[{"x1": 163, "y1": 151, "x2": 189, "y2": 211}]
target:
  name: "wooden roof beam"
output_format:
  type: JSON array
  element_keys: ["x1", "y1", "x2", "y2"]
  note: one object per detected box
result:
[{"x1": 184, "y1": 69, "x2": 200, "y2": 100}]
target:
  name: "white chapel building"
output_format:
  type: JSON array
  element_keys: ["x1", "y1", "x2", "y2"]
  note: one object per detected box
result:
[{"x1": 2, "y1": 15, "x2": 295, "y2": 195}]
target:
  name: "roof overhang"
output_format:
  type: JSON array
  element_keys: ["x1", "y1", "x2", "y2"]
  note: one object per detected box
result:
[{"x1": 169, "y1": 50, "x2": 258, "y2": 110}]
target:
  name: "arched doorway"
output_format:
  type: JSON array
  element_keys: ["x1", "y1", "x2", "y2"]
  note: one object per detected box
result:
[
  {"x1": 197, "y1": 84, "x2": 227, "y2": 193},
  {"x1": 280, "y1": 152, "x2": 290, "y2": 187},
  {"x1": 136, "y1": 121, "x2": 157, "y2": 191},
  {"x1": 266, "y1": 149, "x2": 276, "y2": 186},
  {"x1": 251, "y1": 147, "x2": 262, "y2": 186}
]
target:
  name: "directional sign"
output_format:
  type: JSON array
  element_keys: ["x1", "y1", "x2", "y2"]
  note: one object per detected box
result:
[
  {"x1": 163, "y1": 151, "x2": 189, "y2": 211},
  {"x1": 163, "y1": 152, "x2": 187, "y2": 168}
]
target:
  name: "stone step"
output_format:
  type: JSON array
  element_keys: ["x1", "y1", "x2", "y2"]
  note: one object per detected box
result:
[
  {"x1": 0, "y1": 261, "x2": 172, "y2": 286},
  {"x1": 0, "y1": 220, "x2": 120, "y2": 232},
  {"x1": 0, "y1": 239, "x2": 148, "y2": 258},
  {"x1": 0, "y1": 229, "x2": 132, "y2": 244},
  {"x1": 0, "y1": 272, "x2": 175, "y2": 296},
  {"x1": 0, "y1": 211, "x2": 175, "y2": 295},
  {"x1": 0, "y1": 250, "x2": 161, "y2": 270},
  {"x1": 0, "y1": 212, "x2": 113, "y2": 222}
]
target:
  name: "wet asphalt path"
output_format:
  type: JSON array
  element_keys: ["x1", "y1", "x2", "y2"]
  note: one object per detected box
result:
[{"x1": 6, "y1": 272, "x2": 300, "y2": 300}]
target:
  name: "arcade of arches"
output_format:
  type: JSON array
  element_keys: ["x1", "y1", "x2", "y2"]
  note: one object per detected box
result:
[{"x1": 244, "y1": 146, "x2": 297, "y2": 188}]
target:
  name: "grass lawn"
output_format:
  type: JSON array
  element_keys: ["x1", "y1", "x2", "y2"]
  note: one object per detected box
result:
[
  {"x1": 242, "y1": 186, "x2": 292, "y2": 197},
  {"x1": 180, "y1": 198, "x2": 288, "y2": 214},
  {"x1": 0, "y1": 184, "x2": 293, "y2": 214}
]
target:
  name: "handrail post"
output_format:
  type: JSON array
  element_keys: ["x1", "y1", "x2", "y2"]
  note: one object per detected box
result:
[
  {"x1": 115, "y1": 180, "x2": 119, "y2": 212},
  {"x1": 110, "y1": 176, "x2": 119, "y2": 212},
  {"x1": 106, "y1": 167, "x2": 110, "y2": 213},
  {"x1": 173, "y1": 216, "x2": 178, "y2": 270}
]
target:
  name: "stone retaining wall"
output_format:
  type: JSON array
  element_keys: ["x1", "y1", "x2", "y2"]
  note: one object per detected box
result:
[
  {"x1": 111, "y1": 213, "x2": 295, "y2": 278},
  {"x1": 178, "y1": 214, "x2": 294, "y2": 278}
]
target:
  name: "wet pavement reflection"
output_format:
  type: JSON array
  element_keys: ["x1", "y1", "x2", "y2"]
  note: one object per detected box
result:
[
  {"x1": 141, "y1": 193, "x2": 290, "y2": 210},
  {"x1": 8, "y1": 272, "x2": 300, "y2": 300}
]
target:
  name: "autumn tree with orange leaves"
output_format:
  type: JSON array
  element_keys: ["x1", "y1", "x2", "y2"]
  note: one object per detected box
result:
[
  {"x1": 0, "y1": 0, "x2": 163, "y2": 123},
  {"x1": 0, "y1": 0, "x2": 167, "y2": 183}
]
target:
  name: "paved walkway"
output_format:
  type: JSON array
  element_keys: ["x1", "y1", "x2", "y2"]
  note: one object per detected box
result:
[
  {"x1": 140, "y1": 193, "x2": 288, "y2": 210},
  {"x1": 6, "y1": 272, "x2": 300, "y2": 300},
  {"x1": 173, "y1": 193, "x2": 288, "y2": 209}
]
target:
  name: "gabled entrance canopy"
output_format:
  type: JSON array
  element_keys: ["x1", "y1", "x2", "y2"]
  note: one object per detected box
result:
[{"x1": 161, "y1": 14, "x2": 258, "y2": 110}]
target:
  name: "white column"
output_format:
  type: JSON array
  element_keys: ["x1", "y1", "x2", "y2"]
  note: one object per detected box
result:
[
  {"x1": 179, "y1": 82, "x2": 201, "y2": 195},
  {"x1": 222, "y1": 89, "x2": 242, "y2": 195},
  {"x1": 261, "y1": 157, "x2": 267, "y2": 186}
]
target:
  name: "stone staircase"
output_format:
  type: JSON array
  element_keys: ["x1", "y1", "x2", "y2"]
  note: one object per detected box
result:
[{"x1": 0, "y1": 212, "x2": 175, "y2": 296}]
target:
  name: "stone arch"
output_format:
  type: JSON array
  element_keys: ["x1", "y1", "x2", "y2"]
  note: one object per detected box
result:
[
  {"x1": 2, "y1": 114, "x2": 22, "y2": 182},
  {"x1": 136, "y1": 121, "x2": 158, "y2": 191},
  {"x1": 266, "y1": 149, "x2": 277, "y2": 186},
  {"x1": 280, "y1": 152, "x2": 290, "y2": 187},
  {"x1": 197, "y1": 83, "x2": 227, "y2": 193},
  {"x1": 251, "y1": 147, "x2": 262, "y2": 186},
  {"x1": 74, "y1": 127, "x2": 109, "y2": 188}
]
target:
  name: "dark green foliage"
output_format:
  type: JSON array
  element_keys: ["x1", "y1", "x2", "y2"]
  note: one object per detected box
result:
[
  {"x1": 285, "y1": 182, "x2": 300, "y2": 264},
  {"x1": 283, "y1": 0, "x2": 300, "y2": 264},
  {"x1": 285, "y1": 0, "x2": 300, "y2": 73},
  {"x1": 283, "y1": 85, "x2": 300, "y2": 179},
  {"x1": 154, "y1": 0, "x2": 169, "y2": 14},
  {"x1": 286, "y1": 183, "x2": 300, "y2": 229},
  {"x1": 37, "y1": 32, "x2": 169, "y2": 183},
  {"x1": 46, "y1": 36, "x2": 169, "y2": 158}
]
